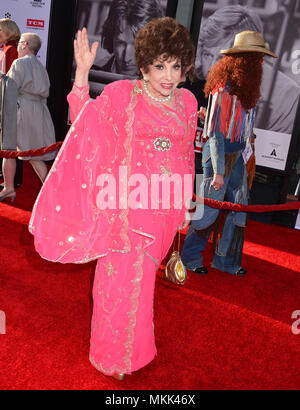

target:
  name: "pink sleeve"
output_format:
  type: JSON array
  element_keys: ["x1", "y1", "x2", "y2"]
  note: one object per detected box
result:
[
  {"x1": 67, "y1": 83, "x2": 90, "y2": 123},
  {"x1": 184, "y1": 90, "x2": 198, "y2": 176}
]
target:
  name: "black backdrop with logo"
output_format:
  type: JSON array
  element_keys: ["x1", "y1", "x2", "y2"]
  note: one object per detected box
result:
[{"x1": 46, "y1": 0, "x2": 77, "y2": 141}]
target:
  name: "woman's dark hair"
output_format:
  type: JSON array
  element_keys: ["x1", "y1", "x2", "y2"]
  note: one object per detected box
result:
[
  {"x1": 102, "y1": 0, "x2": 163, "y2": 54},
  {"x1": 135, "y1": 17, "x2": 195, "y2": 80}
]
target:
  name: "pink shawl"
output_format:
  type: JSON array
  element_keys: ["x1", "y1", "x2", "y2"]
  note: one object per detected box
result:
[{"x1": 29, "y1": 80, "x2": 197, "y2": 264}]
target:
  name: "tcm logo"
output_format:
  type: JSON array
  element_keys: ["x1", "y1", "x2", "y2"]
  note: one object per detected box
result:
[{"x1": 27, "y1": 19, "x2": 45, "y2": 28}]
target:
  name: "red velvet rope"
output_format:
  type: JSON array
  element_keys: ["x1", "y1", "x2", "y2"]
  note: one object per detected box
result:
[
  {"x1": 192, "y1": 194, "x2": 300, "y2": 212},
  {"x1": 1, "y1": 143, "x2": 299, "y2": 212},
  {"x1": 0, "y1": 142, "x2": 62, "y2": 158}
]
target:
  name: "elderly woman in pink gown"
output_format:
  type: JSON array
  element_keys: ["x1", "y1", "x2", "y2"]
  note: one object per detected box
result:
[{"x1": 29, "y1": 17, "x2": 197, "y2": 380}]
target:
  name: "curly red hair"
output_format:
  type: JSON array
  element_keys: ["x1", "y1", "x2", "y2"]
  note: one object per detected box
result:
[{"x1": 204, "y1": 53, "x2": 264, "y2": 110}]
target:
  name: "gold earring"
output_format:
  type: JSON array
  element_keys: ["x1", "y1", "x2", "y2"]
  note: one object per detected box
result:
[{"x1": 143, "y1": 74, "x2": 148, "y2": 81}]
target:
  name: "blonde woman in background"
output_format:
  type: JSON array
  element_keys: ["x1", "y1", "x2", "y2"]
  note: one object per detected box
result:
[
  {"x1": 0, "y1": 18, "x2": 22, "y2": 187},
  {"x1": 0, "y1": 33, "x2": 56, "y2": 202},
  {"x1": 0, "y1": 18, "x2": 20, "y2": 74}
]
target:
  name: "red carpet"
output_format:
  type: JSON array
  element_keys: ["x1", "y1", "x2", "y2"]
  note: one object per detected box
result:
[{"x1": 0, "y1": 162, "x2": 300, "y2": 390}]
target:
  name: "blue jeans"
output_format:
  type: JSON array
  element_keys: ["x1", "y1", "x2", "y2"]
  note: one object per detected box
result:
[{"x1": 181, "y1": 153, "x2": 248, "y2": 274}]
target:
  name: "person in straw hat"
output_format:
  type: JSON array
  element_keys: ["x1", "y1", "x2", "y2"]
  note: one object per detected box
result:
[
  {"x1": 181, "y1": 30, "x2": 277, "y2": 276},
  {"x1": 194, "y1": 5, "x2": 299, "y2": 134}
]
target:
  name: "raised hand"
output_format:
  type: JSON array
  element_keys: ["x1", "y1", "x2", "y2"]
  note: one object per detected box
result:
[{"x1": 74, "y1": 28, "x2": 99, "y2": 86}]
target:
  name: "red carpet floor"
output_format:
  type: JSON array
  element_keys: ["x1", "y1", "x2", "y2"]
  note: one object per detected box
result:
[{"x1": 0, "y1": 162, "x2": 300, "y2": 390}]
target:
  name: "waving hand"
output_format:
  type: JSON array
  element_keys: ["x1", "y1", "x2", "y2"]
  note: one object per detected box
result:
[{"x1": 74, "y1": 28, "x2": 99, "y2": 86}]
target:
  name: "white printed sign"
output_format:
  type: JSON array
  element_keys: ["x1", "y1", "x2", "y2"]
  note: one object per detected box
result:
[
  {"x1": 0, "y1": 0, "x2": 52, "y2": 66},
  {"x1": 253, "y1": 128, "x2": 292, "y2": 171}
]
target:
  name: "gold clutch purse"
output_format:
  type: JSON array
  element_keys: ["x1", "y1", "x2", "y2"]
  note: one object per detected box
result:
[
  {"x1": 164, "y1": 233, "x2": 187, "y2": 286},
  {"x1": 165, "y1": 251, "x2": 187, "y2": 285}
]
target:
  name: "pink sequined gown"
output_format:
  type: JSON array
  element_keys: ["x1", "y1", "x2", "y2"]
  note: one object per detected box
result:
[{"x1": 29, "y1": 79, "x2": 197, "y2": 375}]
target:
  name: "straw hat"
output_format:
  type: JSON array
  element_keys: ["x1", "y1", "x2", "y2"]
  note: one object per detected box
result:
[{"x1": 220, "y1": 31, "x2": 277, "y2": 58}]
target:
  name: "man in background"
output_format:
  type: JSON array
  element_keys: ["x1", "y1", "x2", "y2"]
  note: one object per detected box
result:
[{"x1": 92, "y1": 0, "x2": 164, "y2": 75}]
